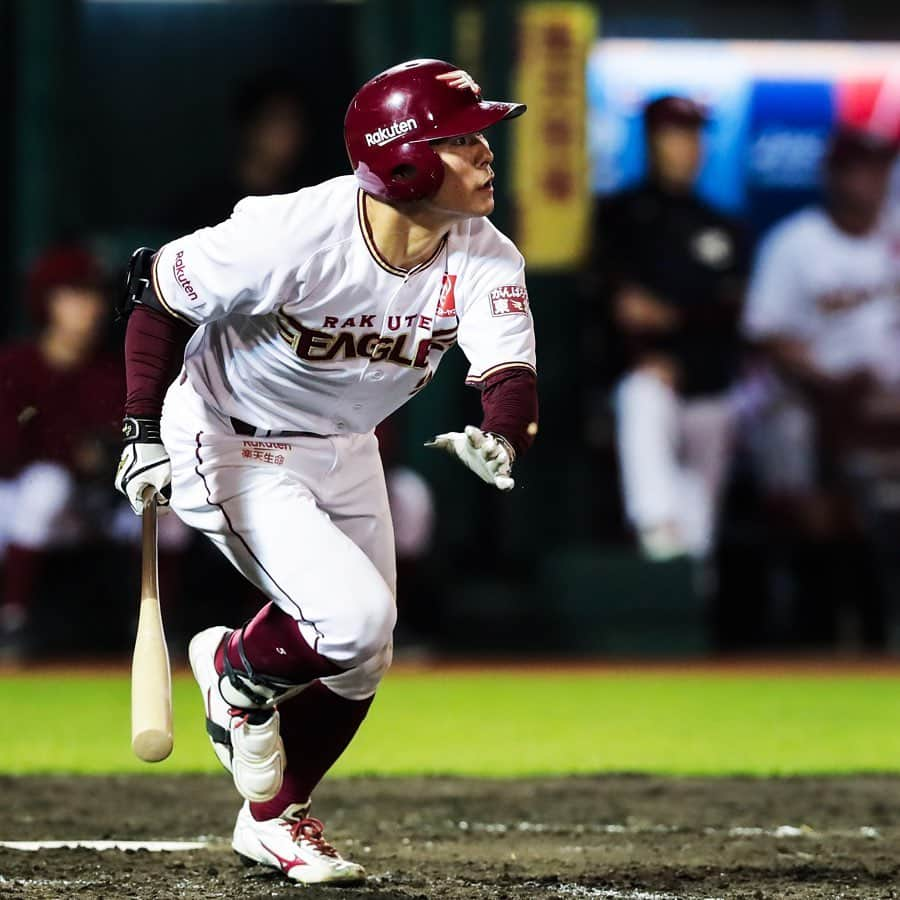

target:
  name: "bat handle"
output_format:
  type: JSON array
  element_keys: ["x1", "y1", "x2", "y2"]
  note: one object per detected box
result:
[{"x1": 141, "y1": 487, "x2": 158, "y2": 600}]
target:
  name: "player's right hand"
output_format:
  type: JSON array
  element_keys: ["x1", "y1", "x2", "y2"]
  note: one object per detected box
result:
[{"x1": 115, "y1": 416, "x2": 172, "y2": 514}]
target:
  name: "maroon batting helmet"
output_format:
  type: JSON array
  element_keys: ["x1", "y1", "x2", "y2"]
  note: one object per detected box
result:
[{"x1": 344, "y1": 58, "x2": 526, "y2": 202}]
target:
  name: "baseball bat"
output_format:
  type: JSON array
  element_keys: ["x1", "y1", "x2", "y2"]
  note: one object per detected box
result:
[{"x1": 131, "y1": 488, "x2": 173, "y2": 762}]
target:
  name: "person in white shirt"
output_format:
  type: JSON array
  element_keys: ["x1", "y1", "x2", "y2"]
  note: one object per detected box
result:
[
  {"x1": 114, "y1": 59, "x2": 537, "y2": 885},
  {"x1": 743, "y1": 126, "x2": 900, "y2": 494},
  {"x1": 742, "y1": 125, "x2": 900, "y2": 648}
]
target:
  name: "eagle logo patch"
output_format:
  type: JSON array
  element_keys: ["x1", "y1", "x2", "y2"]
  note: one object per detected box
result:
[{"x1": 436, "y1": 274, "x2": 458, "y2": 317}]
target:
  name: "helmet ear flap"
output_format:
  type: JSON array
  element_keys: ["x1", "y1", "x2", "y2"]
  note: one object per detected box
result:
[{"x1": 379, "y1": 142, "x2": 445, "y2": 202}]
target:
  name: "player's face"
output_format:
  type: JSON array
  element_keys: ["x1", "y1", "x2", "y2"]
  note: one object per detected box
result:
[
  {"x1": 250, "y1": 99, "x2": 306, "y2": 171},
  {"x1": 829, "y1": 161, "x2": 892, "y2": 220},
  {"x1": 45, "y1": 286, "x2": 106, "y2": 348},
  {"x1": 428, "y1": 132, "x2": 496, "y2": 218},
  {"x1": 649, "y1": 126, "x2": 702, "y2": 190}
]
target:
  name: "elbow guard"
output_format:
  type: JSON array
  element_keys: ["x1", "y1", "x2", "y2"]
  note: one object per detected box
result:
[{"x1": 116, "y1": 246, "x2": 159, "y2": 321}]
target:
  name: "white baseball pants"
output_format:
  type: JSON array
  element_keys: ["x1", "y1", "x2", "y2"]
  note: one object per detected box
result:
[
  {"x1": 615, "y1": 369, "x2": 735, "y2": 558},
  {"x1": 161, "y1": 375, "x2": 396, "y2": 700},
  {"x1": 0, "y1": 463, "x2": 75, "y2": 557}
]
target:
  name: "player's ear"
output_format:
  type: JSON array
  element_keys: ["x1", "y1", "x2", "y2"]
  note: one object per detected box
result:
[{"x1": 391, "y1": 164, "x2": 418, "y2": 184}]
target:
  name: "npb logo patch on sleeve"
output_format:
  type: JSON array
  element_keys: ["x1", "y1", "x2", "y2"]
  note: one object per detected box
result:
[{"x1": 489, "y1": 285, "x2": 529, "y2": 317}]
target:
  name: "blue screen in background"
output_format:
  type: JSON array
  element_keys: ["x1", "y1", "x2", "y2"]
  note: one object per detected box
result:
[
  {"x1": 587, "y1": 40, "x2": 899, "y2": 240},
  {"x1": 744, "y1": 80, "x2": 834, "y2": 234}
]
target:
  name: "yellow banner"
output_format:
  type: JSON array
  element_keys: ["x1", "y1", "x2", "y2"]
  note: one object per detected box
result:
[{"x1": 512, "y1": 3, "x2": 597, "y2": 270}]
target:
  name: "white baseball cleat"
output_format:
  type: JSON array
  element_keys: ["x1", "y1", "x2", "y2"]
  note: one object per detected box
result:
[
  {"x1": 232, "y1": 801, "x2": 366, "y2": 884},
  {"x1": 188, "y1": 626, "x2": 285, "y2": 803}
]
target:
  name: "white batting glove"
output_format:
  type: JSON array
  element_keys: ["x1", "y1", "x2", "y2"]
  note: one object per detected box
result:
[
  {"x1": 425, "y1": 425, "x2": 515, "y2": 491},
  {"x1": 115, "y1": 416, "x2": 172, "y2": 514}
]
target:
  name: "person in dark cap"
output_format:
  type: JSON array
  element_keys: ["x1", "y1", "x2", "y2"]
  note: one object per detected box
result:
[
  {"x1": 823, "y1": 127, "x2": 899, "y2": 235},
  {"x1": 586, "y1": 94, "x2": 749, "y2": 560},
  {"x1": 166, "y1": 70, "x2": 311, "y2": 232},
  {"x1": 744, "y1": 125, "x2": 900, "y2": 461},
  {"x1": 0, "y1": 246, "x2": 124, "y2": 655},
  {"x1": 742, "y1": 124, "x2": 900, "y2": 648}
]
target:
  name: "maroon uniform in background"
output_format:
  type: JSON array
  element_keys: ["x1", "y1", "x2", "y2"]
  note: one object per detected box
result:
[
  {"x1": 0, "y1": 246, "x2": 124, "y2": 655},
  {"x1": 0, "y1": 341, "x2": 123, "y2": 478}
]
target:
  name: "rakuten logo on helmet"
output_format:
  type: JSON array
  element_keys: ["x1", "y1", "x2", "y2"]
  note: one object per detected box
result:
[{"x1": 364, "y1": 117, "x2": 418, "y2": 148}]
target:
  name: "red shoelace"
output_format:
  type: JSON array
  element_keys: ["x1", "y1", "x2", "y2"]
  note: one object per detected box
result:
[
  {"x1": 229, "y1": 708, "x2": 250, "y2": 727},
  {"x1": 228, "y1": 707, "x2": 274, "y2": 728},
  {"x1": 286, "y1": 817, "x2": 339, "y2": 858}
]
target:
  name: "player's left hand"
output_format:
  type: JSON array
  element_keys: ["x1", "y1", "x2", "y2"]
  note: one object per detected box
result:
[{"x1": 425, "y1": 425, "x2": 515, "y2": 491}]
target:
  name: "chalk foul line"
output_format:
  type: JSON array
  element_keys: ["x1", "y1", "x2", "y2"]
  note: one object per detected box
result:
[
  {"x1": 531, "y1": 884, "x2": 725, "y2": 900},
  {"x1": 0, "y1": 840, "x2": 209, "y2": 852},
  {"x1": 456, "y1": 820, "x2": 881, "y2": 839}
]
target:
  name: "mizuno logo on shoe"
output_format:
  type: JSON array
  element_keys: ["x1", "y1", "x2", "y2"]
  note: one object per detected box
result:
[
  {"x1": 260, "y1": 841, "x2": 307, "y2": 874},
  {"x1": 364, "y1": 118, "x2": 418, "y2": 147}
]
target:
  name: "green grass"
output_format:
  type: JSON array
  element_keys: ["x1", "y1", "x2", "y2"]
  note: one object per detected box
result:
[{"x1": 4, "y1": 669, "x2": 900, "y2": 776}]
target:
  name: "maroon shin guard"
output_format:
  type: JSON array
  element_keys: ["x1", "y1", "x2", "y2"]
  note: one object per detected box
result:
[
  {"x1": 212, "y1": 601, "x2": 372, "y2": 818},
  {"x1": 217, "y1": 601, "x2": 343, "y2": 683},
  {"x1": 250, "y1": 681, "x2": 374, "y2": 820}
]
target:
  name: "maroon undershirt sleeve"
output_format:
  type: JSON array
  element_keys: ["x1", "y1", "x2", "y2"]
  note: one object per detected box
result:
[
  {"x1": 124, "y1": 305, "x2": 194, "y2": 417},
  {"x1": 478, "y1": 368, "x2": 539, "y2": 458}
]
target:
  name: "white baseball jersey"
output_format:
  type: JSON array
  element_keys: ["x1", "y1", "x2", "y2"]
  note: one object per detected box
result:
[
  {"x1": 743, "y1": 207, "x2": 900, "y2": 384},
  {"x1": 151, "y1": 175, "x2": 537, "y2": 435}
]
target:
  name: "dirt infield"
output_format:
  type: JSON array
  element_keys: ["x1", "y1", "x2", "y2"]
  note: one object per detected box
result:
[{"x1": 1, "y1": 775, "x2": 899, "y2": 899}]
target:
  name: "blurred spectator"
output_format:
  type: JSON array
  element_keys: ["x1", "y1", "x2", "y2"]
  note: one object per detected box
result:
[
  {"x1": 0, "y1": 247, "x2": 123, "y2": 654},
  {"x1": 742, "y1": 126, "x2": 900, "y2": 648},
  {"x1": 587, "y1": 95, "x2": 749, "y2": 560},
  {"x1": 0, "y1": 247, "x2": 194, "y2": 659},
  {"x1": 166, "y1": 70, "x2": 310, "y2": 232},
  {"x1": 375, "y1": 419, "x2": 437, "y2": 653}
]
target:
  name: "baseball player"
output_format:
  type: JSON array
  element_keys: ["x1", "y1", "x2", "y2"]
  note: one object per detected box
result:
[
  {"x1": 0, "y1": 248, "x2": 121, "y2": 657},
  {"x1": 114, "y1": 59, "x2": 537, "y2": 885},
  {"x1": 743, "y1": 126, "x2": 900, "y2": 492},
  {"x1": 741, "y1": 125, "x2": 900, "y2": 647},
  {"x1": 589, "y1": 95, "x2": 748, "y2": 560}
]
